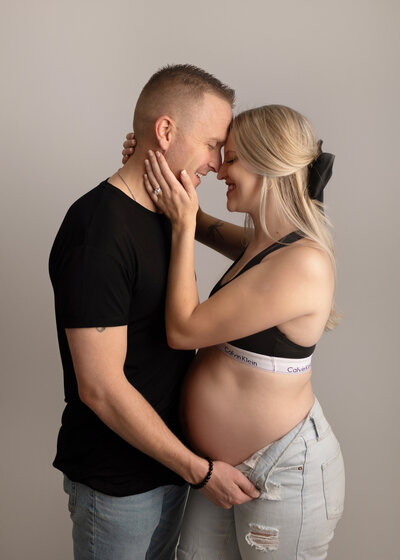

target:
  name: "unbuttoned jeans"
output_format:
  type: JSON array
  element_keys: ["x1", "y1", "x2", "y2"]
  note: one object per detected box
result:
[
  {"x1": 177, "y1": 397, "x2": 345, "y2": 559},
  {"x1": 63, "y1": 476, "x2": 188, "y2": 560}
]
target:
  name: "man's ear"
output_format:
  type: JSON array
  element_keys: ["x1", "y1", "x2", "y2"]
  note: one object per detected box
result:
[{"x1": 154, "y1": 115, "x2": 176, "y2": 152}]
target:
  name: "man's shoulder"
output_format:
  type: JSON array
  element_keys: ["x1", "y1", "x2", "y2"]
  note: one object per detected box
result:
[
  {"x1": 50, "y1": 181, "x2": 118, "y2": 261},
  {"x1": 65, "y1": 180, "x2": 108, "y2": 219},
  {"x1": 62, "y1": 180, "x2": 132, "y2": 235}
]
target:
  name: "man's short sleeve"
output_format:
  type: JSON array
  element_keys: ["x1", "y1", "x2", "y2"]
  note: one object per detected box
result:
[{"x1": 56, "y1": 245, "x2": 133, "y2": 328}]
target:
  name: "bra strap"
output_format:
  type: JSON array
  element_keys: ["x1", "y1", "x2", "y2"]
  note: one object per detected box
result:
[
  {"x1": 209, "y1": 231, "x2": 303, "y2": 296},
  {"x1": 234, "y1": 231, "x2": 303, "y2": 277}
]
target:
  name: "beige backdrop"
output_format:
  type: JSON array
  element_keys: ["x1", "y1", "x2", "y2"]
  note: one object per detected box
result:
[{"x1": 1, "y1": 1, "x2": 399, "y2": 558}]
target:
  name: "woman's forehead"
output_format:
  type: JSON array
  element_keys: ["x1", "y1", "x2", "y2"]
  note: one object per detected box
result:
[{"x1": 224, "y1": 131, "x2": 236, "y2": 152}]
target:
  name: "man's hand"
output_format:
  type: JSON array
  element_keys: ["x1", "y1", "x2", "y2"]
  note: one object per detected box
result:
[
  {"x1": 200, "y1": 461, "x2": 259, "y2": 508},
  {"x1": 122, "y1": 132, "x2": 136, "y2": 164}
]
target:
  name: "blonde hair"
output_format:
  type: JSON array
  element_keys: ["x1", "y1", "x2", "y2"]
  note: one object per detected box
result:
[{"x1": 232, "y1": 105, "x2": 339, "y2": 330}]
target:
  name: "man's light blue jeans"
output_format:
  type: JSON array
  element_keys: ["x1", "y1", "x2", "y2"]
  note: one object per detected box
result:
[
  {"x1": 63, "y1": 476, "x2": 188, "y2": 559},
  {"x1": 177, "y1": 397, "x2": 345, "y2": 559}
]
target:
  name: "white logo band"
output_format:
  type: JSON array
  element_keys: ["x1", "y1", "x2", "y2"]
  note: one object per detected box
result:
[{"x1": 217, "y1": 343, "x2": 312, "y2": 374}]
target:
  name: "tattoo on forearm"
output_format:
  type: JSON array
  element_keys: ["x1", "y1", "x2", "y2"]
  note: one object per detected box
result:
[
  {"x1": 207, "y1": 220, "x2": 225, "y2": 242},
  {"x1": 96, "y1": 327, "x2": 106, "y2": 333}
]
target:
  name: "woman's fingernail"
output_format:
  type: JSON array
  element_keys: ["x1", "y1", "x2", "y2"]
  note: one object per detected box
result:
[
  {"x1": 148, "y1": 150, "x2": 154, "y2": 156},
  {"x1": 156, "y1": 151, "x2": 161, "y2": 157},
  {"x1": 181, "y1": 169, "x2": 187, "y2": 175},
  {"x1": 145, "y1": 159, "x2": 149, "y2": 165}
]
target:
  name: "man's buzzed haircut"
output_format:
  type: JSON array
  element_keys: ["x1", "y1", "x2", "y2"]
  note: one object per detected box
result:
[{"x1": 133, "y1": 64, "x2": 235, "y2": 140}]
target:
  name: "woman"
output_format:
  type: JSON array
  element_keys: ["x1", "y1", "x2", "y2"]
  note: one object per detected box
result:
[{"x1": 129, "y1": 105, "x2": 345, "y2": 559}]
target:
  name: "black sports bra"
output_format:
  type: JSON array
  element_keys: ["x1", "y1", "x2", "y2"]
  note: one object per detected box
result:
[{"x1": 209, "y1": 231, "x2": 316, "y2": 360}]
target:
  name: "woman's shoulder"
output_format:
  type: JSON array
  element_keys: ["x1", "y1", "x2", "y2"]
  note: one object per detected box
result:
[{"x1": 263, "y1": 238, "x2": 334, "y2": 286}]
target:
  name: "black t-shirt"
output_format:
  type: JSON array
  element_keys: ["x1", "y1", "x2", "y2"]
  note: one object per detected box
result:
[{"x1": 49, "y1": 180, "x2": 195, "y2": 496}]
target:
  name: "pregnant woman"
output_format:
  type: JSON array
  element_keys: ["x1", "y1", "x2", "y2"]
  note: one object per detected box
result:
[{"x1": 141, "y1": 104, "x2": 345, "y2": 559}]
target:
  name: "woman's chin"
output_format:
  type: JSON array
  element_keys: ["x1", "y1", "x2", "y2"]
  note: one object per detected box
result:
[
  {"x1": 226, "y1": 196, "x2": 235, "y2": 212},
  {"x1": 226, "y1": 199, "x2": 239, "y2": 213}
]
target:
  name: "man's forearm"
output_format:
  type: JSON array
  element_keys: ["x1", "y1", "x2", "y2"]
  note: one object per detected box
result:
[
  {"x1": 82, "y1": 374, "x2": 208, "y2": 485},
  {"x1": 82, "y1": 374, "x2": 259, "y2": 508},
  {"x1": 195, "y1": 208, "x2": 247, "y2": 260},
  {"x1": 68, "y1": 325, "x2": 259, "y2": 507}
]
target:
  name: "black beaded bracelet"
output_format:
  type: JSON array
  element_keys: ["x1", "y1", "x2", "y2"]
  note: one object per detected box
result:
[{"x1": 190, "y1": 457, "x2": 213, "y2": 489}]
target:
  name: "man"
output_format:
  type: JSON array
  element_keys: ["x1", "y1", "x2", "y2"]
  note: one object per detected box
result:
[{"x1": 50, "y1": 64, "x2": 258, "y2": 560}]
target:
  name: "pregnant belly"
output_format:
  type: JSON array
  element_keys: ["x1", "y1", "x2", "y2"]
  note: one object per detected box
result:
[{"x1": 180, "y1": 346, "x2": 314, "y2": 466}]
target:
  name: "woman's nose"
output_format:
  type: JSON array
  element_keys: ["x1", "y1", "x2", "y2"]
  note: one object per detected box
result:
[{"x1": 217, "y1": 163, "x2": 226, "y2": 181}]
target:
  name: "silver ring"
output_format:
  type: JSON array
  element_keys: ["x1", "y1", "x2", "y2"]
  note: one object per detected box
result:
[{"x1": 153, "y1": 187, "x2": 161, "y2": 196}]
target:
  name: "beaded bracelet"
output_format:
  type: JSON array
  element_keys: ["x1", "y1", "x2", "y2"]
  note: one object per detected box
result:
[{"x1": 190, "y1": 457, "x2": 214, "y2": 489}]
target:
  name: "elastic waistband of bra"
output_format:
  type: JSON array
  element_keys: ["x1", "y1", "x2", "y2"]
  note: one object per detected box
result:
[{"x1": 217, "y1": 342, "x2": 313, "y2": 374}]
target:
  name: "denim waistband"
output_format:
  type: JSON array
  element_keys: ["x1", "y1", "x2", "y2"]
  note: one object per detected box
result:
[{"x1": 240, "y1": 397, "x2": 331, "y2": 487}]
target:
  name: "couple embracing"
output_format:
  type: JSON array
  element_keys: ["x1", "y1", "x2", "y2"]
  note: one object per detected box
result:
[{"x1": 50, "y1": 64, "x2": 344, "y2": 559}]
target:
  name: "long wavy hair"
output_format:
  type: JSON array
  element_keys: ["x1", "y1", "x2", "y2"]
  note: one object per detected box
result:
[{"x1": 231, "y1": 105, "x2": 339, "y2": 329}]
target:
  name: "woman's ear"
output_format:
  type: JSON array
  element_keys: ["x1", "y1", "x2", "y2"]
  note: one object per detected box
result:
[{"x1": 154, "y1": 115, "x2": 176, "y2": 152}]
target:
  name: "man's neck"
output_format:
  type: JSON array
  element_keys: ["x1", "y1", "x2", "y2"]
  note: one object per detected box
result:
[{"x1": 108, "y1": 153, "x2": 157, "y2": 212}]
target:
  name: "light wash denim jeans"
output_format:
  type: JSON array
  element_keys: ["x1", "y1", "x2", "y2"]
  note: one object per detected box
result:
[
  {"x1": 63, "y1": 476, "x2": 188, "y2": 560},
  {"x1": 177, "y1": 397, "x2": 345, "y2": 559}
]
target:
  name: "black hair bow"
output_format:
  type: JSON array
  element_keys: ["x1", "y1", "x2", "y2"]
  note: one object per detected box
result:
[{"x1": 307, "y1": 141, "x2": 335, "y2": 203}]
